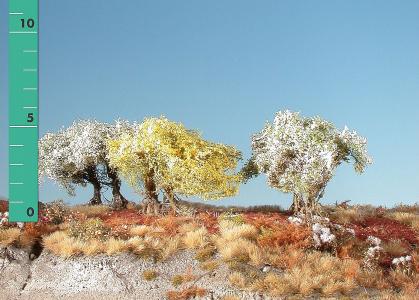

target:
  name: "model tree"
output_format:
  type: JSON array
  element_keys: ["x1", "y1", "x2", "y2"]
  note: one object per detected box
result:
[
  {"x1": 39, "y1": 119, "x2": 131, "y2": 208},
  {"x1": 108, "y1": 116, "x2": 242, "y2": 214},
  {"x1": 243, "y1": 110, "x2": 372, "y2": 216}
]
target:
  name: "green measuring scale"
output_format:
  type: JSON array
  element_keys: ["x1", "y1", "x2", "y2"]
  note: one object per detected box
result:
[{"x1": 9, "y1": 0, "x2": 38, "y2": 222}]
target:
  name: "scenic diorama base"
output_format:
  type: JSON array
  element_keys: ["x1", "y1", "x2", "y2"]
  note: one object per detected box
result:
[{"x1": 0, "y1": 199, "x2": 417, "y2": 299}]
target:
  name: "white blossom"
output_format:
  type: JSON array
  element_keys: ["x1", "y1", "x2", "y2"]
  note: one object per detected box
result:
[
  {"x1": 288, "y1": 216, "x2": 303, "y2": 225},
  {"x1": 250, "y1": 110, "x2": 372, "y2": 210},
  {"x1": 366, "y1": 246, "x2": 381, "y2": 258},
  {"x1": 367, "y1": 235, "x2": 381, "y2": 246},
  {"x1": 392, "y1": 255, "x2": 412, "y2": 266},
  {"x1": 39, "y1": 119, "x2": 133, "y2": 195},
  {"x1": 312, "y1": 222, "x2": 335, "y2": 248}
]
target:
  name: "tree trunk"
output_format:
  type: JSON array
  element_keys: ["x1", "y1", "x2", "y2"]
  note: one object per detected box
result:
[
  {"x1": 141, "y1": 169, "x2": 160, "y2": 215},
  {"x1": 290, "y1": 193, "x2": 304, "y2": 214},
  {"x1": 107, "y1": 167, "x2": 128, "y2": 209},
  {"x1": 87, "y1": 166, "x2": 102, "y2": 205},
  {"x1": 165, "y1": 188, "x2": 177, "y2": 214},
  {"x1": 290, "y1": 192, "x2": 321, "y2": 220}
]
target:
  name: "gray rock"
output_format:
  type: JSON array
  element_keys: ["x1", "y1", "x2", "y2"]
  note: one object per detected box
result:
[{"x1": 1, "y1": 248, "x2": 277, "y2": 299}]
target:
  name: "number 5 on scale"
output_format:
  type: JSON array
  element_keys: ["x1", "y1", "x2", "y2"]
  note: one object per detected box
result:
[{"x1": 27, "y1": 113, "x2": 34, "y2": 122}]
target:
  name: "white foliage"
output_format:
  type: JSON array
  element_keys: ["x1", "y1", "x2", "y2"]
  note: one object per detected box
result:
[
  {"x1": 0, "y1": 211, "x2": 9, "y2": 226},
  {"x1": 251, "y1": 110, "x2": 372, "y2": 205},
  {"x1": 288, "y1": 216, "x2": 303, "y2": 225},
  {"x1": 363, "y1": 235, "x2": 382, "y2": 269},
  {"x1": 392, "y1": 255, "x2": 412, "y2": 266},
  {"x1": 312, "y1": 222, "x2": 336, "y2": 248},
  {"x1": 366, "y1": 235, "x2": 381, "y2": 246},
  {"x1": 39, "y1": 119, "x2": 132, "y2": 194}
]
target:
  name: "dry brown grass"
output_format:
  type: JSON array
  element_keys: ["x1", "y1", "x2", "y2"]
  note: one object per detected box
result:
[
  {"x1": 32, "y1": 206, "x2": 419, "y2": 298},
  {"x1": 105, "y1": 237, "x2": 128, "y2": 255},
  {"x1": 81, "y1": 239, "x2": 104, "y2": 255},
  {"x1": 43, "y1": 231, "x2": 83, "y2": 257},
  {"x1": 44, "y1": 231, "x2": 132, "y2": 257},
  {"x1": 251, "y1": 252, "x2": 360, "y2": 296},
  {"x1": 142, "y1": 269, "x2": 158, "y2": 281},
  {"x1": 161, "y1": 236, "x2": 183, "y2": 260},
  {"x1": 166, "y1": 286, "x2": 207, "y2": 300},
  {"x1": 216, "y1": 237, "x2": 263, "y2": 265},
  {"x1": 156, "y1": 215, "x2": 192, "y2": 236},
  {"x1": 125, "y1": 234, "x2": 184, "y2": 261},
  {"x1": 382, "y1": 239, "x2": 409, "y2": 257},
  {"x1": 182, "y1": 226, "x2": 208, "y2": 249},
  {"x1": 328, "y1": 205, "x2": 378, "y2": 224},
  {"x1": 264, "y1": 246, "x2": 305, "y2": 269},
  {"x1": 220, "y1": 296, "x2": 241, "y2": 300},
  {"x1": 0, "y1": 228, "x2": 21, "y2": 246},
  {"x1": 70, "y1": 204, "x2": 111, "y2": 217},
  {"x1": 195, "y1": 245, "x2": 216, "y2": 262},
  {"x1": 171, "y1": 269, "x2": 196, "y2": 287},
  {"x1": 329, "y1": 207, "x2": 367, "y2": 224},
  {"x1": 200, "y1": 259, "x2": 219, "y2": 272},
  {"x1": 17, "y1": 222, "x2": 59, "y2": 248},
  {"x1": 228, "y1": 272, "x2": 247, "y2": 288},
  {"x1": 218, "y1": 220, "x2": 258, "y2": 241},
  {"x1": 387, "y1": 270, "x2": 419, "y2": 296},
  {"x1": 215, "y1": 219, "x2": 263, "y2": 266},
  {"x1": 257, "y1": 224, "x2": 311, "y2": 250},
  {"x1": 178, "y1": 222, "x2": 201, "y2": 235},
  {"x1": 129, "y1": 225, "x2": 153, "y2": 237},
  {"x1": 356, "y1": 269, "x2": 390, "y2": 290},
  {"x1": 386, "y1": 212, "x2": 419, "y2": 231},
  {"x1": 129, "y1": 236, "x2": 164, "y2": 261}
]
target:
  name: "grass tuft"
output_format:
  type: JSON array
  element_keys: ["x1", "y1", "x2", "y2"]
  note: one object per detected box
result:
[
  {"x1": 166, "y1": 286, "x2": 207, "y2": 300},
  {"x1": 0, "y1": 228, "x2": 21, "y2": 246},
  {"x1": 70, "y1": 204, "x2": 111, "y2": 217},
  {"x1": 142, "y1": 269, "x2": 158, "y2": 281},
  {"x1": 182, "y1": 227, "x2": 208, "y2": 249}
]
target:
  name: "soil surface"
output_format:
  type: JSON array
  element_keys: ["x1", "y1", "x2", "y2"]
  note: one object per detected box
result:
[{"x1": 0, "y1": 246, "x2": 270, "y2": 300}]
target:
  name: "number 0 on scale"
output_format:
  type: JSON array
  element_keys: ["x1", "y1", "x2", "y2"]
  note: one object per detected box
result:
[{"x1": 9, "y1": 0, "x2": 39, "y2": 222}]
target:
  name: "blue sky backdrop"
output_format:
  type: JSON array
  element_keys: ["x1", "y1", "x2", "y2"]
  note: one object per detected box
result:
[{"x1": 1, "y1": 0, "x2": 418, "y2": 208}]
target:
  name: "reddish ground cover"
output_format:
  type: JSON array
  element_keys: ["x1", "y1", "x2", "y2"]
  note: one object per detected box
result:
[
  {"x1": 99, "y1": 209, "x2": 157, "y2": 227},
  {"x1": 351, "y1": 217, "x2": 418, "y2": 245},
  {"x1": 196, "y1": 212, "x2": 219, "y2": 234},
  {"x1": 0, "y1": 200, "x2": 8, "y2": 212},
  {"x1": 243, "y1": 212, "x2": 290, "y2": 229}
]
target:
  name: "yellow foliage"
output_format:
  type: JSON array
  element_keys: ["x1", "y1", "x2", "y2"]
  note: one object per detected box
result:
[{"x1": 108, "y1": 116, "x2": 242, "y2": 200}]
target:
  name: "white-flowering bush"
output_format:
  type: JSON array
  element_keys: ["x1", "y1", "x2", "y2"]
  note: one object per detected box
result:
[
  {"x1": 248, "y1": 110, "x2": 372, "y2": 214},
  {"x1": 333, "y1": 224, "x2": 356, "y2": 236},
  {"x1": 366, "y1": 235, "x2": 381, "y2": 247},
  {"x1": 288, "y1": 214, "x2": 338, "y2": 248},
  {"x1": 288, "y1": 216, "x2": 303, "y2": 225},
  {"x1": 312, "y1": 222, "x2": 336, "y2": 248},
  {"x1": 0, "y1": 212, "x2": 24, "y2": 228},
  {"x1": 39, "y1": 119, "x2": 132, "y2": 207},
  {"x1": 364, "y1": 235, "x2": 382, "y2": 270},
  {"x1": 391, "y1": 255, "x2": 413, "y2": 275},
  {"x1": 392, "y1": 255, "x2": 412, "y2": 266},
  {"x1": 0, "y1": 212, "x2": 9, "y2": 226}
]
